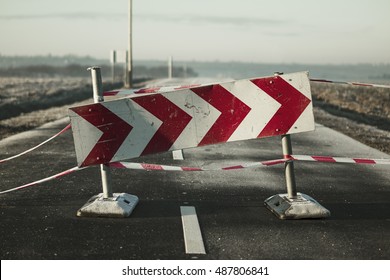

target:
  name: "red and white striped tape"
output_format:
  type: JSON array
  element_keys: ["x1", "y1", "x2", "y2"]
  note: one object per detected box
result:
[
  {"x1": 0, "y1": 166, "x2": 85, "y2": 195},
  {"x1": 109, "y1": 154, "x2": 390, "y2": 172},
  {"x1": 0, "y1": 124, "x2": 71, "y2": 164},
  {"x1": 110, "y1": 158, "x2": 287, "y2": 171},
  {"x1": 310, "y1": 78, "x2": 390, "y2": 89},
  {"x1": 289, "y1": 155, "x2": 390, "y2": 165},
  {"x1": 0, "y1": 159, "x2": 287, "y2": 195},
  {"x1": 2, "y1": 153, "x2": 389, "y2": 195}
]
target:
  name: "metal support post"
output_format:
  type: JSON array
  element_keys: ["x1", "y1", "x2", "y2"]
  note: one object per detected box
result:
[
  {"x1": 110, "y1": 50, "x2": 116, "y2": 83},
  {"x1": 100, "y1": 163, "x2": 113, "y2": 199},
  {"x1": 264, "y1": 134, "x2": 330, "y2": 219},
  {"x1": 281, "y1": 134, "x2": 297, "y2": 199},
  {"x1": 77, "y1": 66, "x2": 139, "y2": 217},
  {"x1": 89, "y1": 67, "x2": 113, "y2": 199},
  {"x1": 125, "y1": 0, "x2": 133, "y2": 88},
  {"x1": 124, "y1": 51, "x2": 129, "y2": 86},
  {"x1": 169, "y1": 56, "x2": 185, "y2": 160},
  {"x1": 168, "y1": 56, "x2": 173, "y2": 79}
]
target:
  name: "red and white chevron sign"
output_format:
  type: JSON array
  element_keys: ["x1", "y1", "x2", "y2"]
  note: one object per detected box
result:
[{"x1": 69, "y1": 72, "x2": 315, "y2": 167}]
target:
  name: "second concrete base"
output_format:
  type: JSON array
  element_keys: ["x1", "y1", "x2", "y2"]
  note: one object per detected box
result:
[
  {"x1": 265, "y1": 192, "x2": 330, "y2": 219},
  {"x1": 77, "y1": 193, "x2": 139, "y2": 218}
]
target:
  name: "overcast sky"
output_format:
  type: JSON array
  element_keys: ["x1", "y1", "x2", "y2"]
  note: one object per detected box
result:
[{"x1": 1, "y1": 0, "x2": 389, "y2": 64}]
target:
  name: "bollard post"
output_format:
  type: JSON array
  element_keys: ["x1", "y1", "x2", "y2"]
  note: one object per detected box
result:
[
  {"x1": 168, "y1": 56, "x2": 173, "y2": 79},
  {"x1": 264, "y1": 133, "x2": 330, "y2": 219},
  {"x1": 281, "y1": 134, "x2": 297, "y2": 199},
  {"x1": 125, "y1": 0, "x2": 133, "y2": 88},
  {"x1": 89, "y1": 67, "x2": 113, "y2": 199},
  {"x1": 110, "y1": 50, "x2": 116, "y2": 83},
  {"x1": 169, "y1": 56, "x2": 185, "y2": 160},
  {"x1": 76, "y1": 67, "x2": 139, "y2": 218},
  {"x1": 263, "y1": 72, "x2": 330, "y2": 219}
]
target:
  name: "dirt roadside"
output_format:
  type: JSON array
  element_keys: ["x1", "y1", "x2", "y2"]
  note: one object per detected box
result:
[
  {"x1": 313, "y1": 106, "x2": 390, "y2": 154},
  {"x1": 311, "y1": 83, "x2": 390, "y2": 155}
]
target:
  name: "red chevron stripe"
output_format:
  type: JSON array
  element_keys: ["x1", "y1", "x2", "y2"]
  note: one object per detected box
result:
[
  {"x1": 70, "y1": 104, "x2": 133, "y2": 167},
  {"x1": 191, "y1": 84, "x2": 251, "y2": 146},
  {"x1": 132, "y1": 94, "x2": 193, "y2": 155},
  {"x1": 251, "y1": 76, "x2": 311, "y2": 137}
]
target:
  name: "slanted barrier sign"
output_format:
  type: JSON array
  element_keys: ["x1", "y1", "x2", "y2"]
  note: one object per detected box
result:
[
  {"x1": 69, "y1": 72, "x2": 314, "y2": 166},
  {"x1": 69, "y1": 71, "x2": 328, "y2": 219}
]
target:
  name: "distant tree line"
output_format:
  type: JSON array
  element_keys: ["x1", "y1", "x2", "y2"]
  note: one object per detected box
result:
[
  {"x1": 0, "y1": 54, "x2": 106, "y2": 68},
  {"x1": 0, "y1": 64, "x2": 198, "y2": 79},
  {"x1": 0, "y1": 55, "x2": 198, "y2": 79}
]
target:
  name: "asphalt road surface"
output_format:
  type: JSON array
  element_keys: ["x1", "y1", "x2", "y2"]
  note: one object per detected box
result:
[{"x1": 0, "y1": 115, "x2": 389, "y2": 260}]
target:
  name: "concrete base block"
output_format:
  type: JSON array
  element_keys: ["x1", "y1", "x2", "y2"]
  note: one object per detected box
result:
[
  {"x1": 264, "y1": 192, "x2": 330, "y2": 219},
  {"x1": 77, "y1": 193, "x2": 139, "y2": 218}
]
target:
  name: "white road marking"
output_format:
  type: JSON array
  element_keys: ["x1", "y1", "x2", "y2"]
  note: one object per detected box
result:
[
  {"x1": 172, "y1": 149, "x2": 184, "y2": 160},
  {"x1": 180, "y1": 206, "x2": 206, "y2": 254}
]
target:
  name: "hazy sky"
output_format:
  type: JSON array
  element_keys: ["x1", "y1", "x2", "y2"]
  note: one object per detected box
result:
[{"x1": 1, "y1": 0, "x2": 389, "y2": 64}]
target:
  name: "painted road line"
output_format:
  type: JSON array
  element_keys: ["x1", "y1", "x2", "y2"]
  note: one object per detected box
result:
[
  {"x1": 172, "y1": 149, "x2": 184, "y2": 160},
  {"x1": 180, "y1": 206, "x2": 206, "y2": 254}
]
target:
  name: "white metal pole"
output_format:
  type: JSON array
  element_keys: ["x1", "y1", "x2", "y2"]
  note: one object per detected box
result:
[
  {"x1": 273, "y1": 72, "x2": 297, "y2": 199},
  {"x1": 110, "y1": 50, "x2": 116, "y2": 83},
  {"x1": 281, "y1": 134, "x2": 297, "y2": 199},
  {"x1": 126, "y1": 0, "x2": 133, "y2": 88},
  {"x1": 88, "y1": 66, "x2": 113, "y2": 199},
  {"x1": 168, "y1": 56, "x2": 173, "y2": 79}
]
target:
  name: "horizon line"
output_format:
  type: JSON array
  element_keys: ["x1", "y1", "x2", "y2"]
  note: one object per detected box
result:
[{"x1": 1, "y1": 54, "x2": 389, "y2": 66}]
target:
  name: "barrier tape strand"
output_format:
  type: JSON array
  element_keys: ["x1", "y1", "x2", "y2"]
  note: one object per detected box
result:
[
  {"x1": 290, "y1": 155, "x2": 390, "y2": 165},
  {"x1": 310, "y1": 78, "x2": 390, "y2": 89},
  {"x1": 0, "y1": 124, "x2": 71, "y2": 164},
  {"x1": 0, "y1": 159, "x2": 287, "y2": 195},
  {"x1": 0, "y1": 124, "x2": 70, "y2": 163},
  {"x1": 2, "y1": 154, "x2": 389, "y2": 195},
  {"x1": 110, "y1": 158, "x2": 287, "y2": 171},
  {"x1": 0, "y1": 166, "x2": 86, "y2": 195}
]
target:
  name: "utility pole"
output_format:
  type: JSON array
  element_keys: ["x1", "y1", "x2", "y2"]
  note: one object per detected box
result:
[
  {"x1": 126, "y1": 0, "x2": 133, "y2": 88},
  {"x1": 168, "y1": 56, "x2": 173, "y2": 79},
  {"x1": 110, "y1": 50, "x2": 116, "y2": 83}
]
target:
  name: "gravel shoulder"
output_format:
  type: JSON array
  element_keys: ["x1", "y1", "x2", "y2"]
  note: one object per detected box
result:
[
  {"x1": 311, "y1": 83, "x2": 390, "y2": 155},
  {"x1": 0, "y1": 77, "x2": 122, "y2": 139}
]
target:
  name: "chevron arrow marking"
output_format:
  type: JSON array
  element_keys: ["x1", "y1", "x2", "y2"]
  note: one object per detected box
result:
[
  {"x1": 221, "y1": 79, "x2": 280, "y2": 141},
  {"x1": 162, "y1": 89, "x2": 221, "y2": 149},
  {"x1": 191, "y1": 84, "x2": 251, "y2": 146},
  {"x1": 69, "y1": 72, "x2": 314, "y2": 167},
  {"x1": 251, "y1": 75, "x2": 312, "y2": 137},
  {"x1": 131, "y1": 94, "x2": 193, "y2": 155},
  {"x1": 69, "y1": 104, "x2": 133, "y2": 167}
]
